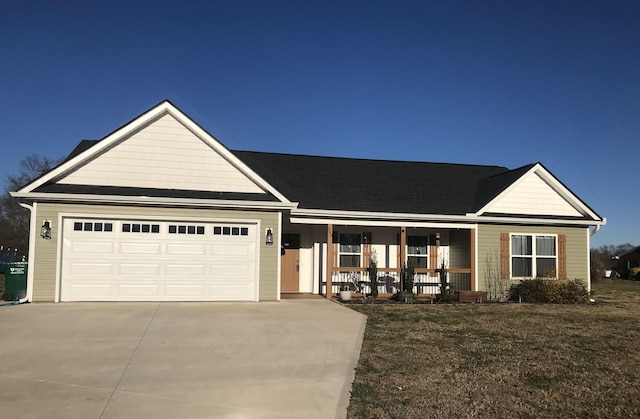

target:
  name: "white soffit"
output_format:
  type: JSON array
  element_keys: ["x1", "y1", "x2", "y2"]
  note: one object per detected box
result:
[{"x1": 478, "y1": 164, "x2": 595, "y2": 219}]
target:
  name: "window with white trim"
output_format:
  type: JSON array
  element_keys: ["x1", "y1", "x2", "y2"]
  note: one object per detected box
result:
[
  {"x1": 407, "y1": 236, "x2": 429, "y2": 268},
  {"x1": 511, "y1": 234, "x2": 557, "y2": 278},
  {"x1": 339, "y1": 233, "x2": 361, "y2": 267}
]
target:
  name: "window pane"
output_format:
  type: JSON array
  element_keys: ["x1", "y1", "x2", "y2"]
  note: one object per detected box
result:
[
  {"x1": 536, "y1": 236, "x2": 556, "y2": 256},
  {"x1": 408, "y1": 256, "x2": 428, "y2": 269},
  {"x1": 122, "y1": 224, "x2": 131, "y2": 233},
  {"x1": 187, "y1": 225, "x2": 196, "y2": 234},
  {"x1": 74, "y1": 222, "x2": 82, "y2": 231},
  {"x1": 512, "y1": 257, "x2": 532, "y2": 277},
  {"x1": 84, "y1": 222, "x2": 93, "y2": 231},
  {"x1": 339, "y1": 234, "x2": 361, "y2": 253},
  {"x1": 213, "y1": 226, "x2": 221, "y2": 235},
  {"x1": 178, "y1": 225, "x2": 186, "y2": 234},
  {"x1": 340, "y1": 255, "x2": 360, "y2": 267},
  {"x1": 408, "y1": 236, "x2": 428, "y2": 255},
  {"x1": 151, "y1": 224, "x2": 160, "y2": 233},
  {"x1": 132, "y1": 224, "x2": 141, "y2": 233},
  {"x1": 104, "y1": 223, "x2": 113, "y2": 232},
  {"x1": 197, "y1": 226, "x2": 205, "y2": 235},
  {"x1": 169, "y1": 225, "x2": 177, "y2": 234},
  {"x1": 94, "y1": 223, "x2": 103, "y2": 232},
  {"x1": 537, "y1": 259, "x2": 556, "y2": 278},
  {"x1": 512, "y1": 235, "x2": 532, "y2": 255},
  {"x1": 142, "y1": 224, "x2": 150, "y2": 233}
]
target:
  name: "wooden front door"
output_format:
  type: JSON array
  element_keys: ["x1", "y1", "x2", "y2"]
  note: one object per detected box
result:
[{"x1": 281, "y1": 233, "x2": 300, "y2": 292}]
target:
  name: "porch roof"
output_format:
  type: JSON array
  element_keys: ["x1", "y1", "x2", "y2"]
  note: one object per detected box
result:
[{"x1": 233, "y1": 151, "x2": 514, "y2": 215}]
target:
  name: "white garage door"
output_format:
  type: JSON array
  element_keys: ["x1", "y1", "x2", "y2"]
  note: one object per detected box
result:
[{"x1": 61, "y1": 218, "x2": 258, "y2": 301}]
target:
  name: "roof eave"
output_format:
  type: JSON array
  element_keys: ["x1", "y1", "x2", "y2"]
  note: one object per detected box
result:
[
  {"x1": 11, "y1": 191, "x2": 298, "y2": 211},
  {"x1": 290, "y1": 208, "x2": 604, "y2": 227}
]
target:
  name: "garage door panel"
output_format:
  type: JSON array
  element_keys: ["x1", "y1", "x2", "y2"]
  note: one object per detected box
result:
[
  {"x1": 119, "y1": 263, "x2": 162, "y2": 275},
  {"x1": 120, "y1": 242, "x2": 162, "y2": 254},
  {"x1": 212, "y1": 243, "x2": 255, "y2": 256},
  {"x1": 66, "y1": 284, "x2": 114, "y2": 298},
  {"x1": 211, "y1": 263, "x2": 255, "y2": 277},
  {"x1": 61, "y1": 218, "x2": 258, "y2": 301},
  {"x1": 67, "y1": 240, "x2": 115, "y2": 254},
  {"x1": 166, "y1": 244, "x2": 207, "y2": 255},
  {"x1": 165, "y1": 264, "x2": 207, "y2": 276},
  {"x1": 67, "y1": 262, "x2": 115, "y2": 275}
]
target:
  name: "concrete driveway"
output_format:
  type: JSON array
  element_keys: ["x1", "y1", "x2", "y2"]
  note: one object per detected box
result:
[{"x1": 0, "y1": 300, "x2": 366, "y2": 419}]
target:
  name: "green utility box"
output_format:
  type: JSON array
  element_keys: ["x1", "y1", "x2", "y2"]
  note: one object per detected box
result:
[{"x1": 4, "y1": 262, "x2": 27, "y2": 301}]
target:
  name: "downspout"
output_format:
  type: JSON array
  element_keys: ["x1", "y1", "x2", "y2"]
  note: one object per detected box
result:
[
  {"x1": 18, "y1": 202, "x2": 36, "y2": 303},
  {"x1": 587, "y1": 218, "x2": 606, "y2": 295}
]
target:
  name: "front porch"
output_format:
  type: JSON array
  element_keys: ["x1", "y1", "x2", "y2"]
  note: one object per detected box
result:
[
  {"x1": 324, "y1": 225, "x2": 476, "y2": 297},
  {"x1": 279, "y1": 223, "x2": 477, "y2": 298}
]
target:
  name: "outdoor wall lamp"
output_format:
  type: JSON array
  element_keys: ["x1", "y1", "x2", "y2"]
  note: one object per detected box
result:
[
  {"x1": 41, "y1": 220, "x2": 52, "y2": 240},
  {"x1": 265, "y1": 228, "x2": 274, "y2": 245}
]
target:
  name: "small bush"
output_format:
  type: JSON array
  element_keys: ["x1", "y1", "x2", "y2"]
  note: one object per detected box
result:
[
  {"x1": 510, "y1": 279, "x2": 589, "y2": 304},
  {"x1": 630, "y1": 267, "x2": 640, "y2": 281}
]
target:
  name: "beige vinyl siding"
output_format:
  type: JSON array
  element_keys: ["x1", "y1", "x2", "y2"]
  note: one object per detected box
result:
[
  {"x1": 32, "y1": 203, "x2": 280, "y2": 302},
  {"x1": 477, "y1": 224, "x2": 589, "y2": 291},
  {"x1": 59, "y1": 114, "x2": 264, "y2": 194},
  {"x1": 488, "y1": 173, "x2": 582, "y2": 217}
]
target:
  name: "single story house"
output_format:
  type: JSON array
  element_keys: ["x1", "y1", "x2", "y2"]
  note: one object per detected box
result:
[
  {"x1": 617, "y1": 246, "x2": 640, "y2": 278},
  {"x1": 12, "y1": 101, "x2": 605, "y2": 302}
]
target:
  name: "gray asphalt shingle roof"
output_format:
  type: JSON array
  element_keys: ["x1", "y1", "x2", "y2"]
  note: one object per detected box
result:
[
  {"x1": 43, "y1": 139, "x2": 541, "y2": 216},
  {"x1": 233, "y1": 151, "x2": 514, "y2": 214}
]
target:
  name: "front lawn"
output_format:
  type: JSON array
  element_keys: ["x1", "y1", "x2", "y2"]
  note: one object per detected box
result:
[{"x1": 347, "y1": 280, "x2": 640, "y2": 418}]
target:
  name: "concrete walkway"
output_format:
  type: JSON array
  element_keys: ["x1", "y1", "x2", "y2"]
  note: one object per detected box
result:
[{"x1": 0, "y1": 300, "x2": 366, "y2": 418}]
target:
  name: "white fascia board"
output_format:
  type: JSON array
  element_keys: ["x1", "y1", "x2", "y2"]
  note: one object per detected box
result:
[
  {"x1": 290, "y1": 208, "x2": 605, "y2": 227},
  {"x1": 291, "y1": 217, "x2": 477, "y2": 229},
  {"x1": 464, "y1": 213, "x2": 605, "y2": 226},
  {"x1": 17, "y1": 101, "x2": 291, "y2": 204},
  {"x1": 291, "y1": 208, "x2": 470, "y2": 222},
  {"x1": 10, "y1": 191, "x2": 298, "y2": 211},
  {"x1": 475, "y1": 163, "x2": 602, "y2": 221}
]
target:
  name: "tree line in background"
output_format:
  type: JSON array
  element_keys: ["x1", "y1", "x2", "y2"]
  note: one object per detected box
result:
[
  {"x1": 0, "y1": 155, "x2": 63, "y2": 260},
  {"x1": 0, "y1": 155, "x2": 637, "y2": 277}
]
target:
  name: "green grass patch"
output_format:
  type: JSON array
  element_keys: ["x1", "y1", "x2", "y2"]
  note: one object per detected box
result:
[{"x1": 347, "y1": 280, "x2": 640, "y2": 418}]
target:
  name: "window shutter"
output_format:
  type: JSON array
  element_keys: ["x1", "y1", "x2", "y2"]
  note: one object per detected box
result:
[
  {"x1": 500, "y1": 232, "x2": 510, "y2": 279},
  {"x1": 558, "y1": 234, "x2": 567, "y2": 279}
]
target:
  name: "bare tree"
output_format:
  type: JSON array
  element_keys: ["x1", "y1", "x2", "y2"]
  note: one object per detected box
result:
[
  {"x1": 0, "y1": 154, "x2": 63, "y2": 257},
  {"x1": 484, "y1": 250, "x2": 511, "y2": 301}
]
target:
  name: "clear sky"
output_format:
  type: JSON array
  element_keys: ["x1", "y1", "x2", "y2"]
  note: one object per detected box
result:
[{"x1": 2, "y1": 0, "x2": 638, "y2": 248}]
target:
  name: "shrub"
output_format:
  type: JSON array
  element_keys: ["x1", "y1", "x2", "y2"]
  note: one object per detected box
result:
[
  {"x1": 510, "y1": 279, "x2": 589, "y2": 304},
  {"x1": 630, "y1": 267, "x2": 640, "y2": 281}
]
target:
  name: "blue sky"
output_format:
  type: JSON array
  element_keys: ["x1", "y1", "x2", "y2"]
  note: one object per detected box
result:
[{"x1": 2, "y1": 0, "x2": 638, "y2": 248}]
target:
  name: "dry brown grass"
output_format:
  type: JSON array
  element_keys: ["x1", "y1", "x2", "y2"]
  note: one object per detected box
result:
[{"x1": 347, "y1": 280, "x2": 640, "y2": 418}]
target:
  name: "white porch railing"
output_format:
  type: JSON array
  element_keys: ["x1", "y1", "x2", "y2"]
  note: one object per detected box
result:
[{"x1": 324, "y1": 269, "x2": 471, "y2": 295}]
